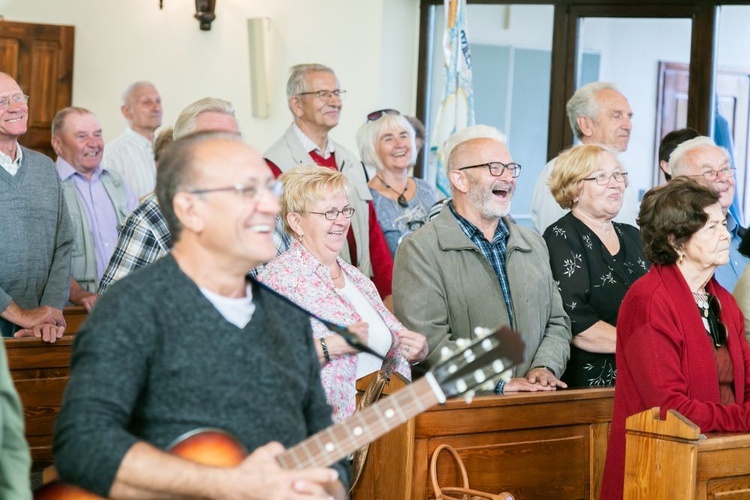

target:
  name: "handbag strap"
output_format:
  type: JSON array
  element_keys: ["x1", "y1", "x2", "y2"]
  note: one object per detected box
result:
[
  {"x1": 430, "y1": 444, "x2": 471, "y2": 499},
  {"x1": 349, "y1": 370, "x2": 391, "y2": 493}
]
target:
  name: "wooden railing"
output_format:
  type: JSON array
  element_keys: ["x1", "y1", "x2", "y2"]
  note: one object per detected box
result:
[
  {"x1": 352, "y1": 375, "x2": 614, "y2": 500},
  {"x1": 6, "y1": 336, "x2": 74, "y2": 472},
  {"x1": 5, "y1": 307, "x2": 87, "y2": 472}
]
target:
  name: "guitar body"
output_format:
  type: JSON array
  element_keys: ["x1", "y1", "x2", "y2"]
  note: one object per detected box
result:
[
  {"x1": 34, "y1": 429, "x2": 246, "y2": 499},
  {"x1": 35, "y1": 327, "x2": 524, "y2": 499}
]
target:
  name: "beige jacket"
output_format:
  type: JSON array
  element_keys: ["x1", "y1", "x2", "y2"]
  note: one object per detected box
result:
[{"x1": 393, "y1": 207, "x2": 571, "y2": 376}]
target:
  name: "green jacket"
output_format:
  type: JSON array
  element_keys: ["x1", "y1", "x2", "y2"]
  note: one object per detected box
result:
[
  {"x1": 0, "y1": 340, "x2": 31, "y2": 498},
  {"x1": 393, "y1": 207, "x2": 571, "y2": 377}
]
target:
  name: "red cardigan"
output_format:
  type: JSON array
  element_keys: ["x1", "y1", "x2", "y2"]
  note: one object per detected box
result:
[{"x1": 600, "y1": 264, "x2": 750, "y2": 500}]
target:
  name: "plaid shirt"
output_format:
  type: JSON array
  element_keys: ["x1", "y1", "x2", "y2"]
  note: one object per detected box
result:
[
  {"x1": 98, "y1": 193, "x2": 291, "y2": 293},
  {"x1": 448, "y1": 201, "x2": 515, "y2": 328}
]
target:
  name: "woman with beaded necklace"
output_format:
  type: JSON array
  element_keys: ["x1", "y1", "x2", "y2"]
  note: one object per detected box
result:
[
  {"x1": 357, "y1": 109, "x2": 439, "y2": 256},
  {"x1": 601, "y1": 177, "x2": 750, "y2": 500}
]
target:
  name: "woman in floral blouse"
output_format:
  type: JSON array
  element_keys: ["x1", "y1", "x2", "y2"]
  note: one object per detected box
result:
[
  {"x1": 543, "y1": 145, "x2": 648, "y2": 388},
  {"x1": 259, "y1": 166, "x2": 428, "y2": 422}
]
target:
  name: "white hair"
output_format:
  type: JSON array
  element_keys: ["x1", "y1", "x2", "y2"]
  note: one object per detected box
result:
[
  {"x1": 566, "y1": 82, "x2": 620, "y2": 139},
  {"x1": 443, "y1": 125, "x2": 508, "y2": 171},
  {"x1": 668, "y1": 136, "x2": 729, "y2": 176}
]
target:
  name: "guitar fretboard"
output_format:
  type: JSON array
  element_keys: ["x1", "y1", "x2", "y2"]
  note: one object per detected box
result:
[{"x1": 277, "y1": 375, "x2": 439, "y2": 470}]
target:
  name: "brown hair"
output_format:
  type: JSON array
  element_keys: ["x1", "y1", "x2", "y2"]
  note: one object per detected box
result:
[{"x1": 638, "y1": 177, "x2": 719, "y2": 264}]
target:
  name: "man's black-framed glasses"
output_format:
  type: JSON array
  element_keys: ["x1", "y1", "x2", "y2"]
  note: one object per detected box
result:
[
  {"x1": 458, "y1": 162, "x2": 522, "y2": 178},
  {"x1": 296, "y1": 89, "x2": 347, "y2": 102},
  {"x1": 307, "y1": 207, "x2": 356, "y2": 220},
  {"x1": 583, "y1": 171, "x2": 628, "y2": 186},
  {"x1": 187, "y1": 180, "x2": 283, "y2": 200}
]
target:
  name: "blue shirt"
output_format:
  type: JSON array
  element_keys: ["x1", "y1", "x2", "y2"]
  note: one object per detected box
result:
[
  {"x1": 448, "y1": 201, "x2": 515, "y2": 328},
  {"x1": 714, "y1": 212, "x2": 748, "y2": 292}
]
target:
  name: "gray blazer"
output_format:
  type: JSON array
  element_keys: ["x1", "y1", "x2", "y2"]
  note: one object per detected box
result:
[{"x1": 393, "y1": 207, "x2": 571, "y2": 377}]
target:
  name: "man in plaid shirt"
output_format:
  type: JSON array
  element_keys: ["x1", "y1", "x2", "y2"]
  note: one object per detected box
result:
[{"x1": 99, "y1": 98, "x2": 290, "y2": 294}]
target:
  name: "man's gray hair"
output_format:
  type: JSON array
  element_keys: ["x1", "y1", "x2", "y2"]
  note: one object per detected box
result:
[
  {"x1": 668, "y1": 136, "x2": 729, "y2": 176},
  {"x1": 566, "y1": 82, "x2": 619, "y2": 139},
  {"x1": 443, "y1": 125, "x2": 508, "y2": 171},
  {"x1": 286, "y1": 63, "x2": 336, "y2": 99},
  {"x1": 173, "y1": 97, "x2": 236, "y2": 139},
  {"x1": 121, "y1": 81, "x2": 157, "y2": 107},
  {"x1": 51, "y1": 106, "x2": 95, "y2": 137}
]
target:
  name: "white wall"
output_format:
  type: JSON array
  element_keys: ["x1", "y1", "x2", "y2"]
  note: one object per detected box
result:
[
  {"x1": 0, "y1": 0, "x2": 420, "y2": 153},
  {"x1": 581, "y1": 17, "x2": 693, "y2": 197}
]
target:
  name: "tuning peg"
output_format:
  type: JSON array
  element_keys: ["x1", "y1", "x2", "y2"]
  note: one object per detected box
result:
[
  {"x1": 439, "y1": 346, "x2": 452, "y2": 361},
  {"x1": 473, "y1": 369, "x2": 486, "y2": 384},
  {"x1": 463, "y1": 390, "x2": 476, "y2": 404},
  {"x1": 481, "y1": 380, "x2": 497, "y2": 392},
  {"x1": 455, "y1": 379, "x2": 468, "y2": 394},
  {"x1": 492, "y1": 359, "x2": 506, "y2": 374},
  {"x1": 456, "y1": 338, "x2": 470, "y2": 348},
  {"x1": 473, "y1": 326, "x2": 493, "y2": 338}
]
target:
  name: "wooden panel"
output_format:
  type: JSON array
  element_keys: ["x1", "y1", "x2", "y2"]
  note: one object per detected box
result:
[
  {"x1": 0, "y1": 39, "x2": 19, "y2": 76},
  {"x1": 624, "y1": 408, "x2": 750, "y2": 500},
  {"x1": 353, "y1": 388, "x2": 614, "y2": 500},
  {"x1": 428, "y1": 427, "x2": 589, "y2": 499},
  {"x1": 0, "y1": 19, "x2": 74, "y2": 159},
  {"x1": 63, "y1": 306, "x2": 88, "y2": 335},
  {"x1": 28, "y1": 41, "x2": 59, "y2": 127},
  {"x1": 6, "y1": 337, "x2": 74, "y2": 472}
]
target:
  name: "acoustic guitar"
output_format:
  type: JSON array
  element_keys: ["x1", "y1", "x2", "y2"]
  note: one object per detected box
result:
[{"x1": 35, "y1": 326, "x2": 524, "y2": 499}]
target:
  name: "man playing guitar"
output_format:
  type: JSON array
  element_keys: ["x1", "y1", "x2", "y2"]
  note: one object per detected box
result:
[{"x1": 52, "y1": 132, "x2": 347, "y2": 499}]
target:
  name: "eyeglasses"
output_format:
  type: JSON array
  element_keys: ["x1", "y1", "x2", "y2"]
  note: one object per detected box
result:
[
  {"x1": 689, "y1": 167, "x2": 736, "y2": 181},
  {"x1": 406, "y1": 219, "x2": 426, "y2": 231},
  {"x1": 706, "y1": 294, "x2": 728, "y2": 348},
  {"x1": 458, "y1": 162, "x2": 522, "y2": 178},
  {"x1": 187, "y1": 180, "x2": 283, "y2": 200},
  {"x1": 296, "y1": 89, "x2": 346, "y2": 102},
  {"x1": 583, "y1": 171, "x2": 628, "y2": 186},
  {"x1": 367, "y1": 109, "x2": 400, "y2": 122},
  {"x1": 0, "y1": 93, "x2": 29, "y2": 109},
  {"x1": 307, "y1": 207, "x2": 356, "y2": 220}
]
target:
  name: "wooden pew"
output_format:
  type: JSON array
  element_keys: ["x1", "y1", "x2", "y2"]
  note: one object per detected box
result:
[
  {"x1": 62, "y1": 306, "x2": 88, "y2": 335},
  {"x1": 352, "y1": 375, "x2": 614, "y2": 500},
  {"x1": 6, "y1": 336, "x2": 74, "y2": 472},
  {"x1": 624, "y1": 407, "x2": 750, "y2": 499}
]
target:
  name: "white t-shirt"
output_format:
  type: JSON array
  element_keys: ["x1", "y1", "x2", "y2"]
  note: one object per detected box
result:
[
  {"x1": 339, "y1": 276, "x2": 392, "y2": 378},
  {"x1": 199, "y1": 284, "x2": 256, "y2": 328}
]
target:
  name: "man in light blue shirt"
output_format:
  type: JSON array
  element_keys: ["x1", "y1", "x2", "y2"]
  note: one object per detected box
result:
[
  {"x1": 53, "y1": 107, "x2": 137, "y2": 310},
  {"x1": 668, "y1": 136, "x2": 748, "y2": 291}
]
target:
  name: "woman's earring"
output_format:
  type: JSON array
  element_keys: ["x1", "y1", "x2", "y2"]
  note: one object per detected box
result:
[{"x1": 678, "y1": 254, "x2": 684, "y2": 265}]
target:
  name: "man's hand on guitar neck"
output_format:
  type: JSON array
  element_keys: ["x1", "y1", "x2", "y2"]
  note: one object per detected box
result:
[
  {"x1": 225, "y1": 441, "x2": 346, "y2": 499},
  {"x1": 109, "y1": 441, "x2": 346, "y2": 499}
]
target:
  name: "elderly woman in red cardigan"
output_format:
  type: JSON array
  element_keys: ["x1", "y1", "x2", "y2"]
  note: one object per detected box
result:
[{"x1": 601, "y1": 178, "x2": 750, "y2": 499}]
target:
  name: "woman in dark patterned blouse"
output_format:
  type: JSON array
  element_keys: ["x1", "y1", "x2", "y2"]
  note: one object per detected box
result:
[{"x1": 543, "y1": 145, "x2": 648, "y2": 388}]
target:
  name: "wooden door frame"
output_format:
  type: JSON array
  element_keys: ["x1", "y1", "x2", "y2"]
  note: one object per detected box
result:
[{"x1": 415, "y1": 0, "x2": 750, "y2": 176}]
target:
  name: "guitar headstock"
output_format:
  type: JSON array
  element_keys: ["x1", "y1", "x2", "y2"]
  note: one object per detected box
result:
[{"x1": 428, "y1": 326, "x2": 525, "y2": 403}]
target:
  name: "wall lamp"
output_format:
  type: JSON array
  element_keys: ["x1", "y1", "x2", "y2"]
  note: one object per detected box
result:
[{"x1": 159, "y1": 0, "x2": 217, "y2": 31}]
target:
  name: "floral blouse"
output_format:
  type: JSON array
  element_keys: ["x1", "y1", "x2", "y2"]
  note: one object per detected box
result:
[
  {"x1": 543, "y1": 213, "x2": 648, "y2": 388},
  {"x1": 258, "y1": 241, "x2": 411, "y2": 422}
]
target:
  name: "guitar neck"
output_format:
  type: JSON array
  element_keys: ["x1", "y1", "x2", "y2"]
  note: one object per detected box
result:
[{"x1": 277, "y1": 375, "x2": 440, "y2": 470}]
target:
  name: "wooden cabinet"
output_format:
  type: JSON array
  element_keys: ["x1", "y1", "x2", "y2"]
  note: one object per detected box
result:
[{"x1": 352, "y1": 380, "x2": 614, "y2": 500}]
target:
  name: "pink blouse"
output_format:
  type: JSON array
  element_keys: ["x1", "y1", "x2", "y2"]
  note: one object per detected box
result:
[{"x1": 258, "y1": 241, "x2": 411, "y2": 422}]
